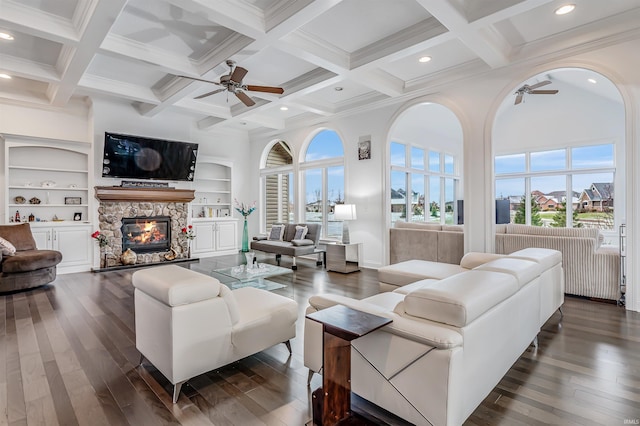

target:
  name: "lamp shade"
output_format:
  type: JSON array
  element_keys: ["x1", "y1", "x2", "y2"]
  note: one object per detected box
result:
[{"x1": 334, "y1": 204, "x2": 357, "y2": 220}]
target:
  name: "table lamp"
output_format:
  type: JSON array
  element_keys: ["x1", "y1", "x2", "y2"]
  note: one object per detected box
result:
[{"x1": 334, "y1": 204, "x2": 357, "y2": 244}]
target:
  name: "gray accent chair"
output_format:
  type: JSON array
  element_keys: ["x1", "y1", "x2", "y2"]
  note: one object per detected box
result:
[
  {"x1": 0, "y1": 223, "x2": 63, "y2": 293},
  {"x1": 250, "y1": 223, "x2": 322, "y2": 270}
]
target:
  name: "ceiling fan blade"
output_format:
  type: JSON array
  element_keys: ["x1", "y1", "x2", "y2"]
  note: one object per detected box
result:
[
  {"x1": 235, "y1": 91, "x2": 255, "y2": 107},
  {"x1": 194, "y1": 88, "x2": 225, "y2": 99},
  {"x1": 514, "y1": 93, "x2": 524, "y2": 105},
  {"x1": 246, "y1": 85, "x2": 284, "y2": 94},
  {"x1": 529, "y1": 80, "x2": 551, "y2": 90},
  {"x1": 177, "y1": 75, "x2": 221, "y2": 85},
  {"x1": 230, "y1": 66, "x2": 248, "y2": 83},
  {"x1": 531, "y1": 90, "x2": 559, "y2": 94}
]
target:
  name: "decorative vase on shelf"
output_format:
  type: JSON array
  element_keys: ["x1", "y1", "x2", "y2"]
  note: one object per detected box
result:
[{"x1": 242, "y1": 217, "x2": 249, "y2": 252}]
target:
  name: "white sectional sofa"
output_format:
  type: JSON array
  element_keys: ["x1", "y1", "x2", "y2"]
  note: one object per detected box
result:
[{"x1": 304, "y1": 248, "x2": 563, "y2": 426}]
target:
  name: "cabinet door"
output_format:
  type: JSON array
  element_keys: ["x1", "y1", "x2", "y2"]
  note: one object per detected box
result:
[
  {"x1": 53, "y1": 226, "x2": 92, "y2": 268},
  {"x1": 215, "y1": 221, "x2": 237, "y2": 252},
  {"x1": 31, "y1": 227, "x2": 53, "y2": 250},
  {"x1": 192, "y1": 222, "x2": 216, "y2": 254}
]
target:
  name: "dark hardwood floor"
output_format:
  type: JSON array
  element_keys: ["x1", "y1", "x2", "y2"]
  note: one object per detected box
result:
[{"x1": 1, "y1": 253, "x2": 639, "y2": 425}]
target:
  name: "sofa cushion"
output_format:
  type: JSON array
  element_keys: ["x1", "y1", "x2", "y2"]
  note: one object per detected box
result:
[
  {"x1": 268, "y1": 224, "x2": 285, "y2": 241},
  {"x1": 2, "y1": 249, "x2": 62, "y2": 273},
  {"x1": 294, "y1": 225, "x2": 308, "y2": 240},
  {"x1": 459, "y1": 252, "x2": 506, "y2": 269},
  {"x1": 292, "y1": 239, "x2": 314, "y2": 246},
  {"x1": 0, "y1": 223, "x2": 37, "y2": 251},
  {"x1": 509, "y1": 248, "x2": 562, "y2": 270},
  {"x1": 392, "y1": 278, "x2": 441, "y2": 295},
  {"x1": 378, "y1": 259, "x2": 466, "y2": 287},
  {"x1": 132, "y1": 265, "x2": 221, "y2": 306},
  {"x1": 474, "y1": 258, "x2": 541, "y2": 289},
  {"x1": 402, "y1": 270, "x2": 518, "y2": 327},
  {"x1": 394, "y1": 221, "x2": 442, "y2": 231},
  {"x1": 0, "y1": 237, "x2": 16, "y2": 256}
]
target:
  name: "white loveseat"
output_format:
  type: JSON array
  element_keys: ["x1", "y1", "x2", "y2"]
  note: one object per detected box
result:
[
  {"x1": 132, "y1": 265, "x2": 298, "y2": 402},
  {"x1": 304, "y1": 248, "x2": 563, "y2": 426}
]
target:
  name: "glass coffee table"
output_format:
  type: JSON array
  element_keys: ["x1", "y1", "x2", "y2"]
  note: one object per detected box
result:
[{"x1": 208, "y1": 263, "x2": 294, "y2": 298}]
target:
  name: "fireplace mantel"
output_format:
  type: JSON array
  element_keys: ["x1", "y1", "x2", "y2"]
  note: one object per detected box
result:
[{"x1": 95, "y1": 186, "x2": 195, "y2": 202}]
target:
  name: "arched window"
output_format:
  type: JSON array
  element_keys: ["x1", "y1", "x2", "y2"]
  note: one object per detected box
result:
[
  {"x1": 493, "y1": 68, "x2": 623, "y2": 234},
  {"x1": 300, "y1": 130, "x2": 345, "y2": 240},
  {"x1": 388, "y1": 104, "x2": 463, "y2": 226},
  {"x1": 260, "y1": 141, "x2": 293, "y2": 231}
]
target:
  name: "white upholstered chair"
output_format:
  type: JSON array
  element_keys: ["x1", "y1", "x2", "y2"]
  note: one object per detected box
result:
[{"x1": 132, "y1": 265, "x2": 298, "y2": 402}]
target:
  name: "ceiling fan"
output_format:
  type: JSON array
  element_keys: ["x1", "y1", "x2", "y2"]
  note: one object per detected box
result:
[
  {"x1": 514, "y1": 80, "x2": 558, "y2": 105},
  {"x1": 179, "y1": 60, "x2": 284, "y2": 107}
]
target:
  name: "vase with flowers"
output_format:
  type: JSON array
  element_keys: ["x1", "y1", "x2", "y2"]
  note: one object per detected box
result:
[
  {"x1": 91, "y1": 230, "x2": 109, "y2": 268},
  {"x1": 180, "y1": 225, "x2": 196, "y2": 257},
  {"x1": 234, "y1": 199, "x2": 256, "y2": 252}
]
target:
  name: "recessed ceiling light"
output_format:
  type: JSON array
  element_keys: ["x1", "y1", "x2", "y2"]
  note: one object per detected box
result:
[
  {"x1": 555, "y1": 4, "x2": 575, "y2": 15},
  {"x1": 280, "y1": 106, "x2": 288, "y2": 111},
  {"x1": 240, "y1": 121, "x2": 247, "y2": 125},
  {"x1": 0, "y1": 73, "x2": 12, "y2": 79},
  {"x1": 0, "y1": 32, "x2": 14, "y2": 41},
  {"x1": 334, "y1": 87, "x2": 343, "y2": 91},
  {"x1": 588, "y1": 78, "x2": 597, "y2": 84},
  {"x1": 419, "y1": 56, "x2": 432, "y2": 63}
]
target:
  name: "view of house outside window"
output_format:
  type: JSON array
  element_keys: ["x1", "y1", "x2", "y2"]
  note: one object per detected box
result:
[
  {"x1": 302, "y1": 130, "x2": 345, "y2": 239},
  {"x1": 390, "y1": 142, "x2": 460, "y2": 225},
  {"x1": 495, "y1": 144, "x2": 615, "y2": 230}
]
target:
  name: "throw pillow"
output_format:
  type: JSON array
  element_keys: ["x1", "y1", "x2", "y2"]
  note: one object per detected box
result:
[
  {"x1": 294, "y1": 225, "x2": 308, "y2": 240},
  {"x1": 0, "y1": 236, "x2": 16, "y2": 256},
  {"x1": 292, "y1": 239, "x2": 314, "y2": 246},
  {"x1": 268, "y1": 224, "x2": 285, "y2": 241}
]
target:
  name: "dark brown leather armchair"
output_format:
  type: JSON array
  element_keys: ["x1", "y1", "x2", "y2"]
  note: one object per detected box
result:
[{"x1": 0, "y1": 223, "x2": 62, "y2": 293}]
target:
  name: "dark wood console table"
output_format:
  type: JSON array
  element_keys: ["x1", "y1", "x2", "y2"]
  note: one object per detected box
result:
[{"x1": 306, "y1": 305, "x2": 392, "y2": 425}]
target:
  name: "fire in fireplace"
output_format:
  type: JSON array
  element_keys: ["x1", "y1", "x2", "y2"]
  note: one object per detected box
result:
[{"x1": 122, "y1": 216, "x2": 171, "y2": 253}]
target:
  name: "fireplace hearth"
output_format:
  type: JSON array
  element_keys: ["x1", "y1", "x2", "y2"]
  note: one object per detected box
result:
[{"x1": 122, "y1": 216, "x2": 171, "y2": 253}]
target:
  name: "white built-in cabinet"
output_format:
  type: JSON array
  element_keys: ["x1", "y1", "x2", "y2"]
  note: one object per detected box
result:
[
  {"x1": 3, "y1": 134, "x2": 94, "y2": 273},
  {"x1": 31, "y1": 223, "x2": 93, "y2": 273},
  {"x1": 191, "y1": 219, "x2": 238, "y2": 257},
  {"x1": 190, "y1": 156, "x2": 238, "y2": 257}
]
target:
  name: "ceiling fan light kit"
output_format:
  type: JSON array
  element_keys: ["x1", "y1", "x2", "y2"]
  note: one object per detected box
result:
[{"x1": 179, "y1": 60, "x2": 284, "y2": 107}]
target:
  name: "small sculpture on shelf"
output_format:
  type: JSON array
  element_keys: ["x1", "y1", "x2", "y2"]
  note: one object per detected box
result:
[{"x1": 121, "y1": 248, "x2": 137, "y2": 265}]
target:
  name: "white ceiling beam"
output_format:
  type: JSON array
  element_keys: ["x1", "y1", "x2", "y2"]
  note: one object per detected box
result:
[
  {"x1": 99, "y1": 34, "x2": 201, "y2": 77},
  {"x1": 240, "y1": 113, "x2": 285, "y2": 130},
  {"x1": 0, "y1": 55, "x2": 60, "y2": 83},
  {"x1": 285, "y1": 99, "x2": 333, "y2": 116},
  {"x1": 78, "y1": 74, "x2": 159, "y2": 104},
  {"x1": 279, "y1": 31, "x2": 350, "y2": 74},
  {"x1": 0, "y1": 1, "x2": 78, "y2": 45},
  {"x1": 173, "y1": 98, "x2": 232, "y2": 119},
  {"x1": 48, "y1": 0, "x2": 129, "y2": 106},
  {"x1": 414, "y1": 0, "x2": 511, "y2": 68},
  {"x1": 164, "y1": 0, "x2": 266, "y2": 39}
]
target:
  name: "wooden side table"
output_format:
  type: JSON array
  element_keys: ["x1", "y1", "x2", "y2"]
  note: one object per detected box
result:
[
  {"x1": 327, "y1": 243, "x2": 361, "y2": 273},
  {"x1": 306, "y1": 305, "x2": 392, "y2": 425}
]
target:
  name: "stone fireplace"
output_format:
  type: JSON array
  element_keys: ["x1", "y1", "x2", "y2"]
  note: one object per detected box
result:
[{"x1": 95, "y1": 186, "x2": 195, "y2": 267}]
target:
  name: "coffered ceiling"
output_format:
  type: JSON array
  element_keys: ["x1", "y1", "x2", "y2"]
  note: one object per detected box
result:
[{"x1": 0, "y1": 0, "x2": 638, "y2": 133}]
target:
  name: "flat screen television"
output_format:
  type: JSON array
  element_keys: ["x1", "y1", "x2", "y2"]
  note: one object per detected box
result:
[{"x1": 102, "y1": 132, "x2": 198, "y2": 181}]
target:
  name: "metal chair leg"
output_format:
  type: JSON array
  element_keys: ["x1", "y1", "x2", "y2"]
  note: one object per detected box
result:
[
  {"x1": 173, "y1": 381, "x2": 186, "y2": 403},
  {"x1": 138, "y1": 353, "x2": 145, "y2": 366},
  {"x1": 558, "y1": 306, "x2": 564, "y2": 318},
  {"x1": 532, "y1": 335, "x2": 539, "y2": 348},
  {"x1": 284, "y1": 340, "x2": 292, "y2": 354},
  {"x1": 307, "y1": 369, "x2": 315, "y2": 386}
]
